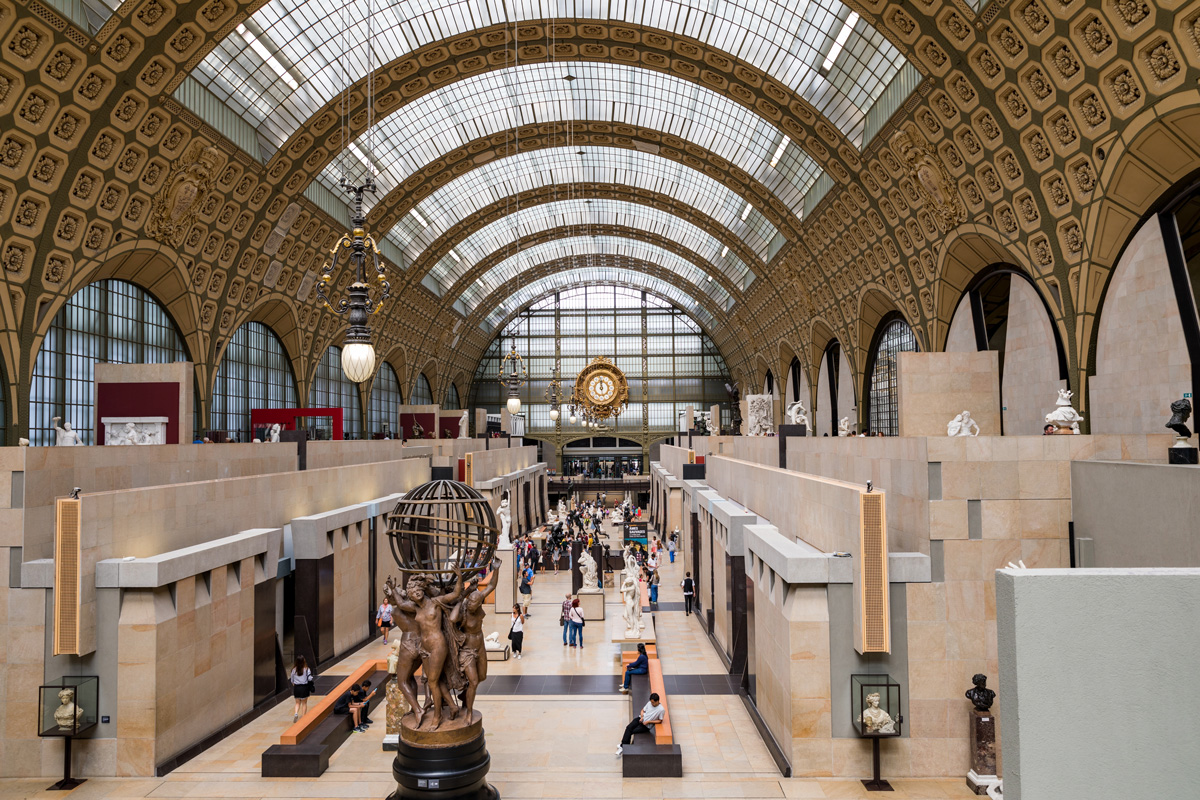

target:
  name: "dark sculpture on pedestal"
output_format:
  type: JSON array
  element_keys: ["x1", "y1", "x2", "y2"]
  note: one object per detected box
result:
[
  {"x1": 965, "y1": 674, "x2": 998, "y2": 795},
  {"x1": 384, "y1": 479, "x2": 500, "y2": 800},
  {"x1": 1166, "y1": 398, "x2": 1193, "y2": 439},
  {"x1": 725, "y1": 382, "x2": 743, "y2": 436},
  {"x1": 965, "y1": 674, "x2": 995, "y2": 711}
]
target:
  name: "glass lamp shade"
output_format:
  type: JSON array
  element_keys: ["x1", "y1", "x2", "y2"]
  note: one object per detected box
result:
[
  {"x1": 549, "y1": 408, "x2": 559, "y2": 421},
  {"x1": 506, "y1": 396, "x2": 522, "y2": 415},
  {"x1": 341, "y1": 342, "x2": 376, "y2": 383},
  {"x1": 569, "y1": 413, "x2": 577, "y2": 423}
]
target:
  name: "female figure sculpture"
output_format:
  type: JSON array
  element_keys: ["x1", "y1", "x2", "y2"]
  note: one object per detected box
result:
[{"x1": 859, "y1": 692, "x2": 896, "y2": 734}]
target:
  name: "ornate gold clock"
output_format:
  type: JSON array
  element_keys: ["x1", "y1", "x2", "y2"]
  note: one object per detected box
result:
[{"x1": 572, "y1": 356, "x2": 629, "y2": 420}]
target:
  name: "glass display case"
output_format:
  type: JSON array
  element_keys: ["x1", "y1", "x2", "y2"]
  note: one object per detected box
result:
[
  {"x1": 851, "y1": 674, "x2": 903, "y2": 738},
  {"x1": 39, "y1": 676, "x2": 98, "y2": 738}
]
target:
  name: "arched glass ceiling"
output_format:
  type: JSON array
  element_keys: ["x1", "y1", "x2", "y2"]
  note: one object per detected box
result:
[
  {"x1": 390, "y1": 146, "x2": 779, "y2": 275},
  {"x1": 460, "y1": 235, "x2": 734, "y2": 315},
  {"x1": 480, "y1": 268, "x2": 719, "y2": 333},
  {"x1": 311, "y1": 62, "x2": 822, "y2": 217},
  {"x1": 193, "y1": 1, "x2": 911, "y2": 151},
  {"x1": 430, "y1": 198, "x2": 754, "y2": 294}
]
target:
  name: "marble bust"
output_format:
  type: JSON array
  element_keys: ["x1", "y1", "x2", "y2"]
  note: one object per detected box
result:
[
  {"x1": 268, "y1": 423, "x2": 281, "y2": 443},
  {"x1": 859, "y1": 692, "x2": 896, "y2": 734},
  {"x1": 53, "y1": 688, "x2": 84, "y2": 731},
  {"x1": 965, "y1": 673, "x2": 995, "y2": 712},
  {"x1": 1167, "y1": 398, "x2": 1193, "y2": 441},
  {"x1": 52, "y1": 417, "x2": 84, "y2": 446}
]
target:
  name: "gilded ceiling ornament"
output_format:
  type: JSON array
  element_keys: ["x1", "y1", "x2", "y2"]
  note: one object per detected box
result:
[
  {"x1": 1145, "y1": 42, "x2": 1181, "y2": 82},
  {"x1": 147, "y1": 143, "x2": 221, "y2": 248},
  {"x1": 1114, "y1": 0, "x2": 1152, "y2": 26},
  {"x1": 1050, "y1": 113, "x2": 1078, "y2": 145},
  {"x1": 976, "y1": 49, "x2": 1001, "y2": 79},
  {"x1": 1051, "y1": 45, "x2": 1080, "y2": 79},
  {"x1": 958, "y1": 130, "x2": 981, "y2": 156},
  {"x1": 1072, "y1": 161, "x2": 1097, "y2": 193},
  {"x1": 1025, "y1": 68, "x2": 1052, "y2": 100},
  {"x1": 7, "y1": 26, "x2": 40, "y2": 60},
  {"x1": 44, "y1": 51, "x2": 75, "y2": 81},
  {"x1": 1002, "y1": 89, "x2": 1029, "y2": 119},
  {"x1": 1076, "y1": 92, "x2": 1108, "y2": 127},
  {"x1": 944, "y1": 13, "x2": 971, "y2": 41},
  {"x1": 1047, "y1": 178, "x2": 1070, "y2": 208},
  {"x1": 1108, "y1": 69, "x2": 1141, "y2": 106},
  {"x1": 1020, "y1": 1, "x2": 1050, "y2": 33},
  {"x1": 0, "y1": 136, "x2": 27, "y2": 168},
  {"x1": 1081, "y1": 18, "x2": 1113, "y2": 54},
  {"x1": 995, "y1": 26, "x2": 1025, "y2": 57}
]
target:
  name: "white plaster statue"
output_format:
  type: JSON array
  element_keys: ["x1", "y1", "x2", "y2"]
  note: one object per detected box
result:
[
  {"x1": 458, "y1": 413, "x2": 469, "y2": 439},
  {"x1": 859, "y1": 692, "x2": 896, "y2": 734},
  {"x1": 837, "y1": 417, "x2": 851, "y2": 437},
  {"x1": 578, "y1": 549, "x2": 600, "y2": 592},
  {"x1": 620, "y1": 565, "x2": 644, "y2": 637},
  {"x1": 497, "y1": 497, "x2": 512, "y2": 549},
  {"x1": 947, "y1": 411, "x2": 981, "y2": 437},
  {"x1": 387, "y1": 638, "x2": 402, "y2": 674},
  {"x1": 746, "y1": 394, "x2": 774, "y2": 436},
  {"x1": 1045, "y1": 389, "x2": 1083, "y2": 434},
  {"x1": 268, "y1": 423, "x2": 281, "y2": 443},
  {"x1": 51, "y1": 417, "x2": 84, "y2": 446},
  {"x1": 612, "y1": 507, "x2": 624, "y2": 526},
  {"x1": 484, "y1": 632, "x2": 505, "y2": 651},
  {"x1": 785, "y1": 401, "x2": 810, "y2": 429},
  {"x1": 557, "y1": 498, "x2": 566, "y2": 518},
  {"x1": 18, "y1": 438, "x2": 28, "y2": 447},
  {"x1": 53, "y1": 688, "x2": 84, "y2": 731}
]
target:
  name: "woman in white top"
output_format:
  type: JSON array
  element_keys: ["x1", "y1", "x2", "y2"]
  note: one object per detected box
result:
[
  {"x1": 376, "y1": 600, "x2": 394, "y2": 644},
  {"x1": 509, "y1": 604, "x2": 525, "y2": 659},
  {"x1": 288, "y1": 655, "x2": 313, "y2": 722}
]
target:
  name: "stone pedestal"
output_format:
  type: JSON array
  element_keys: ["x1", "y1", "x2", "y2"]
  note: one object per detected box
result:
[
  {"x1": 1168, "y1": 446, "x2": 1198, "y2": 465},
  {"x1": 383, "y1": 676, "x2": 406, "y2": 751},
  {"x1": 578, "y1": 590, "x2": 605, "y2": 621},
  {"x1": 491, "y1": 551, "x2": 517, "y2": 613},
  {"x1": 966, "y1": 709, "x2": 999, "y2": 795}
]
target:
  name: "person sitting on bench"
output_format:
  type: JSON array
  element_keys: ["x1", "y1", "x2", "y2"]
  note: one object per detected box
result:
[
  {"x1": 618, "y1": 643, "x2": 648, "y2": 693},
  {"x1": 335, "y1": 680, "x2": 374, "y2": 733},
  {"x1": 615, "y1": 692, "x2": 665, "y2": 755}
]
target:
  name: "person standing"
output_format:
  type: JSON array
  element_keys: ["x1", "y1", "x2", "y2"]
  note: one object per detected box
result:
[
  {"x1": 561, "y1": 592, "x2": 574, "y2": 646},
  {"x1": 288, "y1": 655, "x2": 313, "y2": 722},
  {"x1": 615, "y1": 693, "x2": 665, "y2": 754},
  {"x1": 509, "y1": 604, "x2": 525, "y2": 659},
  {"x1": 519, "y1": 561, "x2": 534, "y2": 616},
  {"x1": 568, "y1": 598, "x2": 585, "y2": 648},
  {"x1": 376, "y1": 599, "x2": 394, "y2": 644},
  {"x1": 648, "y1": 568, "x2": 661, "y2": 605},
  {"x1": 681, "y1": 572, "x2": 695, "y2": 616}
]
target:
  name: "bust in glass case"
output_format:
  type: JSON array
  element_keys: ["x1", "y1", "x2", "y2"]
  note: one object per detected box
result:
[
  {"x1": 53, "y1": 688, "x2": 84, "y2": 731},
  {"x1": 859, "y1": 692, "x2": 897, "y2": 734}
]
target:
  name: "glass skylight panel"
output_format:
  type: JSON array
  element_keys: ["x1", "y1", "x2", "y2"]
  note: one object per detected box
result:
[
  {"x1": 459, "y1": 235, "x2": 733, "y2": 314},
  {"x1": 481, "y1": 269, "x2": 718, "y2": 333},
  {"x1": 387, "y1": 146, "x2": 779, "y2": 268},
  {"x1": 310, "y1": 62, "x2": 822, "y2": 219},
  {"x1": 428, "y1": 198, "x2": 754, "y2": 293},
  {"x1": 194, "y1": 0, "x2": 912, "y2": 154}
]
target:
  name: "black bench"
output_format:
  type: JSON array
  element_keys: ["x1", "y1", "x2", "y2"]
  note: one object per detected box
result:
[
  {"x1": 261, "y1": 668, "x2": 388, "y2": 777},
  {"x1": 621, "y1": 670, "x2": 682, "y2": 777}
]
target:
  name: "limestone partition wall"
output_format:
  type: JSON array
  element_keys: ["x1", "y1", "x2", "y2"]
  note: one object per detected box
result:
[
  {"x1": 7, "y1": 443, "x2": 298, "y2": 561},
  {"x1": 93, "y1": 362, "x2": 194, "y2": 445},
  {"x1": 466, "y1": 445, "x2": 538, "y2": 483},
  {"x1": 896, "y1": 351, "x2": 1002, "y2": 438},
  {"x1": 704, "y1": 436, "x2": 779, "y2": 467},
  {"x1": 1091, "y1": 218, "x2": 1193, "y2": 435},
  {"x1": 305, "y1": 440, "x2": 432, "y2": 469},
  {"x1": 648, "y1": 460, "x2": 684, "y2": 535},
  {"x1": 997, "y1": 279, "x2": 1067, "y2": 436}
]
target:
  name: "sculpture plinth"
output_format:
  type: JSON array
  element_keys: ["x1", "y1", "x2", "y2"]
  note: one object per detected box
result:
[
  {"x1": 966, "y1": 710, "x2": 999, "y2": 795},
  {"x1": 400, "y1": 710, "x2": 483, "y2": 746},
  {"x1": 389, "y1": 730, "x2": 498, "y2": 800}
]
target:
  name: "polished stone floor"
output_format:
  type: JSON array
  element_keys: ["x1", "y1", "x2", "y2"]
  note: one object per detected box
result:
[{"x1": 0, "y1": 536, "x2": 978, "y2": 800}]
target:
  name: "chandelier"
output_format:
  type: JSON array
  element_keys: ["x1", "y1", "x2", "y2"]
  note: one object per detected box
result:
[
  {"x1": 545, "y1": 373, "x2": 563, "y2": 421},
  {"x1": 317, "y1": 180, "x2": 390, "y2": 382},
  {"x1": 497, "y1": 341, "x2": 528, "y2": 415}
]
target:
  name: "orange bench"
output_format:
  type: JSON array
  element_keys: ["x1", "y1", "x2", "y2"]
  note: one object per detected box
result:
[
  {"x1": 281, "y1": 658, "x2": 386, "y2": 745},
  {"x1": 620, "y1": 644, "x2": 658, "y2": 666},
  {"x1": 646, "y1": 658, "x2": 673, "y2": 745}
]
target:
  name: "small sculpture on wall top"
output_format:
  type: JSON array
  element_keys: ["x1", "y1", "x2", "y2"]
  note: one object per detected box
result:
[
  {"x1": 965, "y1": 673, "x2": 996, "y2": 712},
  {"x1": 838, "y1": 416, "x2": 851, "y2": 437},
  {"x1": 1166, "y1": 398, "x2": 1192, "y2": 442},
  {"x1": 725, "y1": 382, "x2": 743, "y2": 435},
  {"x1": 51, "y1": 417, "x2": 84, "y2": 446},
  {"x1": 785, "y1": 400, "x2": 810, "y2": 429},
  {"x1": 948, "y1": 411, "x2": 981, "y2": 437},
  {"x1": 747, "y1": 394, "x2": 774, "y2": 436},
  {"x1": 268, "y1": 423, "x2": 281, "y2": 443},
  {"x1": 1044, "y1": 389, "x2": 1083, "y2": 434}
]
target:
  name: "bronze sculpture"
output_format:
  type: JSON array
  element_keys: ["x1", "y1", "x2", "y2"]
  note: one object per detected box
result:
[{"x1": 965, "y1": 673, "x2": 996, "y2": 712}]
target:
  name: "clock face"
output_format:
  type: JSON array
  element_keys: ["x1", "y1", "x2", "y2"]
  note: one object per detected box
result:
[{"x1": 587, "y1": 374, "x2": 616, "y2": 404}]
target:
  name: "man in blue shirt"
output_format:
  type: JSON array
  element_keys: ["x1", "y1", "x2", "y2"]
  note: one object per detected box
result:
[{"x1": 618, "y1": 643, "x2": 649, "y2": 693}]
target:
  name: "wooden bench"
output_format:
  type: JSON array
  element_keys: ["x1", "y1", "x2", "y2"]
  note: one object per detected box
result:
[
  {"x1": 620, "y1": 644, "x2": 658, "y2": 666},
  {"x1": 261, "y1": 658, "x2": 388, "y2": 777},
  {"x1": 621, "y1": 657, "x2": 682, "y2": 777}
]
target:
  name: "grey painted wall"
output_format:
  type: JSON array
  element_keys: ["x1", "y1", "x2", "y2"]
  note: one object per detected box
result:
[
  {"x1": 996, "y1": 568, "x2": 1200, "y2": 800},
  {"x1": 1070, "y1": 461, "x2": 1200, "y2": 567},
  {"x1": 828, "y1": 582, "x2": 909, "y2": 738}
]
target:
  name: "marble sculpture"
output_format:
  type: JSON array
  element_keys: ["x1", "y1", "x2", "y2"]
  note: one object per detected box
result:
[
  {"x1": 497, "y1": 496, "x2": 512, "y2": 549},
  {"x1": 268, "y1": 423, "x2": 281, "y2": 443},
  {"x1": 578, "y1": 548, "x2": 600, "y2": 592},
  {"x1": 785, "y1": 400, "x2": 810, "y2": 429},
  {"x1": 1044, "y1": 389, "x2": 1083, "y2": 434},
  {"x1": 458, "y1": 413, "x2": 469, "y2": 439},
  {"x1": 620, "y1": 545, "x2": 645, "y2": 637},
  {"x1": 838, "y1": 417, "x2": 851, "y2": 437},
  {"x1": 747, "y1": 394, "x2": 774, "y2": 436},
  {"x1": 947, "y1": 411, "x2": 981, "y2": 437},
  {"x1": 859, "y1": 692, "x2": 897, "y2": 734},
  {"x1": 53, "y1": 688, "x2": 84, "y2": 731},
  {"x1": 51, "y1": 417, "x2": 84, "y2": 446}
]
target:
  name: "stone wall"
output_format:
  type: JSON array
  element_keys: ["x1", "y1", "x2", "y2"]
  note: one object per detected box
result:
[
  {"x1": 306, "y1": 440, "x2": 431, "y2": 469},
  {"x1": 897, "y1": 351, "x2": 1001, "y2": 438},
  {"x1": 467, "y1": 445, "x2": 538, "y2": 483},
  {"x1": 998, "y1": 279, "x2": 1066, "y2": 436},
  {"x1": 1090, "y1": 218, "x2": 1193, "y2": 435}
]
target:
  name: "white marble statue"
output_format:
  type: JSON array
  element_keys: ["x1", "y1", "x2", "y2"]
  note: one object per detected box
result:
[
  {"x1": 557, "y1": 498, "x2": 566, "y2": 518},
  {"x1": 746, "y1": 394, "x2": 774, "y2": 436},
  {"x1": 1045, "y1": 389, "x2": 1083, "y2": 434},
  {"x1": 458, "y1": 413, "x2": 469, "y2": 439},
  {"x1": 484, "y1": 632, "x2": 505, "y2": 651},
  {"x1": 53, "y1": 688, "x2": 84, "y2": 731},
  {"x1": 578, "y1": 549, "x2": 600, "y2": 592},
  {"x1": 51, "y1": 417, "x2": 84, "y2": 446},
  {"x1": 837, "y1": 417, "x2": 851, "y2": 437},
  {"x1": 859, "y1": 692, "x2": 896, "y2": 734},
  {"x1": 497, "y1": 496, "x2": 512, "y2": 549},
  {"x1": 102, "y1": 417, "x2": 167, "y2": 446},
  {"x1": 620, "y1": 564, "x2": 644, "y2": 637},
  {"x1": 268, "y1": 423, "x2": 281, "y2": 443},
  {"x1": 785, "y1": 401, "x2": 810, "y2": 429},
  {"x1": 18, "y1": 438, "x2": 29, "y2": 447},
  {"x1": 947, "y1": 411, "x2": 981, "y2": 437},
  {"x1": 612, "y1": 507, "x2": 624, "y2": 525}
]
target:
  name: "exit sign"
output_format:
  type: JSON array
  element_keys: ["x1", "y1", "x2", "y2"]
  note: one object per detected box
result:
[{"x1": 1186, "y1": 393, "x2": 1193, "y2": 398}]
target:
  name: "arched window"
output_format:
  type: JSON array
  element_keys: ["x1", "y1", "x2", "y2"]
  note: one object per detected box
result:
[
  {"x1": 308, "y1": 345, "x2": 363, "y2": 439},
  {"x1": 444, "y1": 382, "x2": 461, "y2": 410},
  {"x1": 866, "y1": 316, "x2": 918, "y2": 436},
  {"x1": 210, "y1": 322, "x2": 298, "y2": 441},
  {"x1": 368, "y1": 362, "x2": 403, "y2": 438},
  {"x1": 30, "y1": 279, "x2": 188, "y2": 446},
  {"x1": 412, "y1": 373, "x2": 433, "y2": 405},
  {"x1": 787, "y1": 357, "x2": 803, "y2": 404},
  {"x1": 763, "y1": 370, "x2": 775, "y2": 395}
]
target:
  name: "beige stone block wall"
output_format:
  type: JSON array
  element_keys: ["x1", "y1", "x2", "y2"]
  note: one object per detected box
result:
[
  {"x1": 658, "y1": 444, "x2": 691, "y2": 480},
  {"x1": 333, "y1": 521, "x2": 371, "y2": 654},
  {"x1": 1000, "y1": 279, "x2": 1067, "y2": 436},
  {"x1": 944, "y1": 300, "x2": 976, "y2": 353},
  {"x1": 711, "y1": 522, "x2": 729, "y2": 654},
  {"x1": 706, "y1": 436, "x2": 778, "y2": 468},
  {"x1": 93, "y1": 362, "x2": 194, "y2": 444},
  {"x1": 306, "y1": 440, "x2": 431, "y2": 469},
  {"x1": 0, "y1": 582, "x2": 49, "y2": 777},
  {"x1": 1091, "y1": 218, "x2": 1192, "y2": 434},
  {"x1": 467, "y1": 446, "x2": 537, "y2": 483},
  {"x1": 115, "y1": 560, "x2": 255, "y2": 776},
  {"x1": 897, "y1": 351, "x2": 1001, "y2": 438}
]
